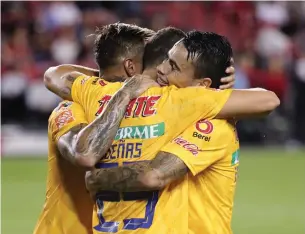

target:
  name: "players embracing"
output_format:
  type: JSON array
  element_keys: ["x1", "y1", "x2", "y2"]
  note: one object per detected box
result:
[{"x1": 34, "y1": 23, "x2": 280, "y2": 234}]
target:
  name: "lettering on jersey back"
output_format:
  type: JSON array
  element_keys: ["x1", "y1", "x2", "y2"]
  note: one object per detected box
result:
[
  {"x1": 95, "y1": 95, "x2": 161, "y2": 118},
  {"x1": 101, "y1": 122, "x2": 165, "y2": 160},
  {"x1": 103, "y1": 140, "x2": 142, "y2": 160}
]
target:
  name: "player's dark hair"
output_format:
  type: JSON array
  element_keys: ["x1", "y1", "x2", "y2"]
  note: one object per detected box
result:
[
  {"x1": 181, "y1": 31, "x2": 233, "y2": 88},
  {"x1": 94, "y1": 23, "x2": 155, "y2": 71},
  {"x1": 143, "y1": 27, "x2": 185, "y2": 70}
]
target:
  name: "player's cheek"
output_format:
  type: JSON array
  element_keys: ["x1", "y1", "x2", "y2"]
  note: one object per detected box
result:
[
  {"x1": 164, "y1": 63, "x2": 172, "y2": 75},
  {"x1": 157, "y1": 63, "x2": 166, "y2": 75},
  {"x1": 167, "y1": 75, "x2": 174, "y2": 86}
]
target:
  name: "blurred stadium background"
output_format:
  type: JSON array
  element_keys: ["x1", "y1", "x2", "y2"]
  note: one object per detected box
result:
[{"x1": 1, "y1": 1, "x2": 305, "y2": 234}]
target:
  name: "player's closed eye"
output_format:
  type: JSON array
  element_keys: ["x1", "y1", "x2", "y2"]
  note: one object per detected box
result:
[{"x1": 169, "y1": 60, "x2": 177, "y2": 71}]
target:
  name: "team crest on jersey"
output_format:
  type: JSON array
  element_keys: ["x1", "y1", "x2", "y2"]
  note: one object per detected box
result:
[
  {"x1": 54, "y1": 109, "x2": 75, "y2": 129},
  {"x1": 192, "y1": 119, "x2": 213, "y2": 142},
  {"x1": 173, "y1": 136, "x2": 202, "y2": 156}
]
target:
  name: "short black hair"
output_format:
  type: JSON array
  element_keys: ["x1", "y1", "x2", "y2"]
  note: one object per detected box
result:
[
  {"x1": 94, "y1": 23, "x2": 155, "y2": 70},
  {"x1": 143, "y1": 27, "x2": 185, "y2": 70},
  {"x1": 182, "y1": 31, "x2": 233, "y2": 88}
]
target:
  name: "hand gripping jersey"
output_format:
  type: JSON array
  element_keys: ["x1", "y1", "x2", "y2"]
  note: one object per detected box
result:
[
  {"x1": 162, "y1": 119, "x2": 240, "y2": 234},
  {"x1": 34, "y1": 101, "x2": 93, "y2": 234},
  {"x1": 71, "y1": 76, "x2": 232, "y2": 234}
]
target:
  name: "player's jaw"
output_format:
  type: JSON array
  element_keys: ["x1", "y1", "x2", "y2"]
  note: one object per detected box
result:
[{"x1": 156, "y1": 70, "x2": 169, "y2": 87}]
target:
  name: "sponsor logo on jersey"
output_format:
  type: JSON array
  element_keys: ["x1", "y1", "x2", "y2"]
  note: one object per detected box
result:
[
  {"x1": 54, "y1": 109, "x2": 74, "y2": 129},
  {"x1": 192, "y1": 132, "x2": 211, "y2": 142},
  {"x1": 192, "y1": 119, "x2": 213, "y2": 141},
  {"x1": 173, "y1": 136, "x2": 202, "y2": 156},
  {"x1": 231, "y1": 149, "x2": 240, "y2": 165},
  {"x1": 196, "y1": 119, "x2": 213, "y2": 134},
  {"x1": 96, "y1": 95, "x2": 161, "y2": 118},
  {"x1": 114, "y1": 122, "x2": 165, "y2": 140}
]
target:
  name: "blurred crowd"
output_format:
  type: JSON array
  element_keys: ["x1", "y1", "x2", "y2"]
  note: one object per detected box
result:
[{"x1": 1, "y1": 1, "x2": 305, "y2": 145}]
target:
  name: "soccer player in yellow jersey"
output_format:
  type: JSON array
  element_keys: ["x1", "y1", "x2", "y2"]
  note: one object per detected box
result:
[
  {"x1": 44, "y1": 25, "x2": 279, "y2": 234},
  {"x1": 82, "y1": 32, "x2": 279, "y2": 234},
  {"x1": 34, "y1": 23, "x2": 156, "y2": 234},
  {"x1": 158, "y1": 32, "x2": 243, "y2": 234},
  {"x1": 33, "y1": 101, "x2": 94, "y2": 234}
]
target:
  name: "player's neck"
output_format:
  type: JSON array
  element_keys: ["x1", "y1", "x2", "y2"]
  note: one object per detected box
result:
[
  {"x1": 102, "y1": 67, "x2": 127, "y2": 82},
  {"x1": 142, "y1": 68, "x2": 157, "y2": 81}
]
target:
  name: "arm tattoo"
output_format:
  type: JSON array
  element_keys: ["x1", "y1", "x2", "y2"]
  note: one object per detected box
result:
[
  {"x1": 59, "y1": 75, "x2": 124, "y2": 98},
  {"x1": 86, "y1": 161, "x2": 150, "y2": 194},
  {"x1": 74, "y1": 91, "x2": 128, "y2": 159},
  {"x1": 58, "y1": 75, "x2": 76, "y2": 100},
  {"x1": 45, "y1": 64, "x2": 99, "y2": 100},
  {"x1": 58, "y1": 64, "x2": 99, "y2": 98},
  {"x1": 74, "y1": 77, "x2": 145, "y2": 165},
  {"x1": 57, "y1": 123, "x2": 87, "y2": 163},
  {"x1": 86, "y1": 152, "x2": 189, "y2": 194},
  {"x1": 150, "y1": 152, "x2": 189, "y2": 184}
]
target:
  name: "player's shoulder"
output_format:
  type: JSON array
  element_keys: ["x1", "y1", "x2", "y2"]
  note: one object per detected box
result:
[
  {"x1": 183, "y1": 119, "x2": 235, "y2": 147},
  {"x1": 204, "y1": 119, "x2": 236, "y2": 140},
  {"x1": 136, "y1": 86, "x2": 176, "y2": 102},
  {"x1": 78, "y1": 75, "x2": 109, "y2": 87},
  {"x1": 142, "y1": 85, "x2": 179, "y2": 101},
  {"x1": 49, "y1": 101, "x2": 80, "y2": 123},
  {"x1": 209, "y1": 119, "x2": 235, "y2": 133},
  {"x1": 75, "y1": 76, "x2": 123, "y2": 101},
  {"x1": 145, "y1": 85, "x2": 177, "y2": 94},
  {"x1": 51, "y1": 101, "x2": 73, "y2": 116}
]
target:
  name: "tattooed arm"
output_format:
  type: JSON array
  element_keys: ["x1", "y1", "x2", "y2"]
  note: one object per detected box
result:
[
  {"x1": 57, "y1": 123, "x2": 87, "y2": 164},
  {"x1": 57, "y1": 76, "x2": 159, "y2": 168},
  {"x1": 85, "y1": 152, "x2": 188, "y2": 194},
  {"x1": 44, "y1": 64, "x2": 99, "y2": 100}
]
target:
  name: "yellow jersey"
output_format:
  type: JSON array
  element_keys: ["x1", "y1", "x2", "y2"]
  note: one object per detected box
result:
[
  {"x1": 162, "y1": 119, "x2": 240, "y2": 234},
  {"x1": 71, "y1": 76, "x2": 233, "y2": 234},
  {"x1": 34, "y1": 101, "x2": 93, "y2": 234}
]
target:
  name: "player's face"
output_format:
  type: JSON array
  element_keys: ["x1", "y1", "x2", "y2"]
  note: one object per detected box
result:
[{"x1": 156, "y1": 42, "x2": 195, "y2": 88}]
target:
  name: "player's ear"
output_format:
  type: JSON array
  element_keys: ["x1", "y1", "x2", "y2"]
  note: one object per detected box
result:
[
  {"x1": 194, "y1": 78, "x2": 212, "y2": 88},
  {"x1": 123, "y1": 59, "x2": 136, "y2": 77}
]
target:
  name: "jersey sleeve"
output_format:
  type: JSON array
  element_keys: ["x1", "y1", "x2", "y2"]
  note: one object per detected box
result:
[
  {"x1": 48, "y1": 101, "x2": 88, "y2": 143},
  {"x1": 169, "y1": 87, "x2": 232, "y2": 122},
  {"x1": 71, "y1": 75, "x2": 107, "y2": 105},
  {"x1": 161, "y1": 120, "x2": 229, "y2": 176}
]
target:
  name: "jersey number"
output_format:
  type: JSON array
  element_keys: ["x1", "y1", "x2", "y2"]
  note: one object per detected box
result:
[{"x1": 94, "y1": 162, "x2": 159, "y2": 233}]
